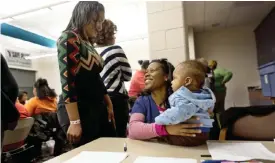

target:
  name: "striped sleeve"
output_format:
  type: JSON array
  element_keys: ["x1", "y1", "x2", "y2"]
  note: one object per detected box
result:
[
  {"x1": 101, "y1": 45, "x2": 132, "y2": 82},
  {"x1": 117, "y1": 47, "x2": 132, "y2": 81},
  {"x1": 57, "y1": 31, "x2": 80, "y2": 104}
]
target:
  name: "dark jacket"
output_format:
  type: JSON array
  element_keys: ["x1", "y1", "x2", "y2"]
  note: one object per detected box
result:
[{"x1": 1, "y1": 54, "x2": 19, "y2": 131}]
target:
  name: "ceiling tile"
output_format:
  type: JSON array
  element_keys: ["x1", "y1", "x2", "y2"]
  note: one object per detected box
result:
[
  {"x1": 185, "y1": 1, "x2": 204, "y2": 28},
  {"x1": 205, "y1": 1, "x2": 233, "y2": 27}
]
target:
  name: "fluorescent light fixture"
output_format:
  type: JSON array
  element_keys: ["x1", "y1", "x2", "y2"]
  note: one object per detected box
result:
[
  {"x1": 12, "y1": 8, "x2": 51, "y2": 19},
  {"x1": 0, "y1": 18, "x2": 14, "y2": 23},
  {"x1": 25, "y1": 53, "x2": 56, "y2": 60}
]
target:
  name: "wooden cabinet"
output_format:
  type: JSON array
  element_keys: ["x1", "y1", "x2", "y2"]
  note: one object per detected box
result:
[{"x1": 248, "y1": 87, "x2": 274, "y2": 106}]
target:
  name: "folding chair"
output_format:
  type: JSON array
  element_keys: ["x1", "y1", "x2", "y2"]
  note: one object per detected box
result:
[{"x1": 2, "y1": 117, "x2": 35, "y2": 163}]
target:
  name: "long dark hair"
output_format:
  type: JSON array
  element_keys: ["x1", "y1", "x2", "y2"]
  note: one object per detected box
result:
[
  {"x1": 34, "y1": 78, "x2": 57, "y2": 99},
  {"x1": 140, "y1": 58, "x2": 174, "y2": 108},
  {"x1": 65, "y1": 1, "x2": 105, "y2": 34}
]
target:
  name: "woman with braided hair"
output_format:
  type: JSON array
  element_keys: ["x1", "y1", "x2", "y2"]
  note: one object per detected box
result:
[{"x1": 128, "y1": 59, "x2": 208, "y2": 146}]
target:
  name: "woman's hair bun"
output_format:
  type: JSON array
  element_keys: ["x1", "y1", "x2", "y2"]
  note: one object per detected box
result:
[
  {"x1": 35, "y1": 78, "x2": 48, "y2": 87},
  {"x1": 138, "y1": 60, "x2": 143, "y2": 66}
]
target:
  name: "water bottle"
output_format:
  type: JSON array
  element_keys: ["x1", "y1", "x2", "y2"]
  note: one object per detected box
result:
[
  {"x1": 46, "y1": 137, "x2": 55, "y2": 155},
  {"x1": 41, "y1": 142, "x2": 50, "y2": 157}
]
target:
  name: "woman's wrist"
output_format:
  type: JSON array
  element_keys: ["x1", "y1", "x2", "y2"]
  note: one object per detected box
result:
[
  {"x1": 155, "y1": 124, "x2": 169, "y2": 136},
  {"x1": 70, "y1": 119, "x2": 81, "y2": 125}
]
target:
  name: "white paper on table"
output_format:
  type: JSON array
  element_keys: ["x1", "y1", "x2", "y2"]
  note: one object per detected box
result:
[
  {"x1": 64, "y1": 151, "x2": 128, "y2": 163},
  {"x1": 207, "y1": 142, "x2": 275, "y2": 161},
  {"x1": 133, "y1": 156, "x2": 197, "y2": 163}
]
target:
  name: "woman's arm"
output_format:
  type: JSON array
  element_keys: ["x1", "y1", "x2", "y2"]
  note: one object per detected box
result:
[
  {"x1": 128, "y1": 98, "x2": 168, "y2": 140},
  {"x1": 57, "y1": 31, "x2": 80, "y2": 121},
  {"x1": 216, "y1": 68, "x2": 233, "y2": 84},
  {"x1": 128, "y1": 113, "x2": 168, "y2": 139}
]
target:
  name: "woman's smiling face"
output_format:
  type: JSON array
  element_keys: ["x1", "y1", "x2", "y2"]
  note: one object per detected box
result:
[{"x1": 144, "y1": 62, "x2": 168, "y2": 91}]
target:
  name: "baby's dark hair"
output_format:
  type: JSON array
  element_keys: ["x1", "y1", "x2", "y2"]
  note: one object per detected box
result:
[
  {"x1": 138, "y1": 60, "x2": 150, "y2": 70},
  {"x1": 177, "y1": 60, "x2": 206, "y2": 89},
  {"x1": 34, "y1": 78, "x2": 57, "y2": 99}
]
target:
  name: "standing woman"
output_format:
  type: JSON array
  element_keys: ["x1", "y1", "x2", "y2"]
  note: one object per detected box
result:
[
  {"x1": 57, "y1": 2, "x2": 114, "y2": 146},
  {"x1": 96, "y1": 19, "x2": 132, "y2": 137}
]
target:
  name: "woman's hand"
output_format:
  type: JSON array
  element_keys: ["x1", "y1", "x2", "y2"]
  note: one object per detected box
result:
[
  {"x1": 107, "y1": 106, "x2": 116, "y2": 129},
  {"x1": 165, "y1": 123, "x2": 203, "y2": 137},
  {"x1": 67, "y1": 123, "x2": 82, "y2": 143}
]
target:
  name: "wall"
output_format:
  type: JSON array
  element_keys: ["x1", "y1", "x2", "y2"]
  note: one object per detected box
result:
[
  {"x1": 188, "y1": 27, "x2": 196, "y2": 59},
  {"x1": 34, "y1": 56, "x2": 62, "y2": 95},
  {"x1": 195, "y1": 25, "x2": 261, "y2": 108},
  {"x1": 146, "y1": 1, "x2": 189, "y2": 66}
]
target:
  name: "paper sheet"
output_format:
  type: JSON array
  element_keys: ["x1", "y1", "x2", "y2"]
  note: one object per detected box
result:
[
  {"x1": 207, "y1": 142, "x2": 275, "y2": 161},
  {"x1": 133, "y1": 156, "x2": 197, "y2": 163},
  {"x1": 64, "y1": 151, "x2": 128, "y2": 163}
]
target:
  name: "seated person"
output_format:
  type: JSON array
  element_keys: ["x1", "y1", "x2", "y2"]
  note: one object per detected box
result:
[
  {"x1": 18, "y1": 91, "x2": 28, "y2": 105},
  {"x1": 16, "y1": 99, "x2": 29, "y2": 119},
  {"x1": 129, "y1": 60, "x2": 150, "y2": 97},
  {"x1": 155, "y1": 60, "x2": 215, "y2": 133},
  {"x1": 128, "y1": 59, "x2": 206, "y2": 146},
  {"x1": 25, "y1": 78, "x2": 57, "y2": 116}
]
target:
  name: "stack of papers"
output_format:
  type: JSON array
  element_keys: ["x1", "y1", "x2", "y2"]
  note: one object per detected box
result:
[
  {"x1": 134, "y1": 156, "x2": 197, "y2": 163},
  {"x1": 207, "y1": 142, "x2": 275, "y2": 161},
  {"x1": 64, "y1": 151, "x2": 128, "y2": 163}
]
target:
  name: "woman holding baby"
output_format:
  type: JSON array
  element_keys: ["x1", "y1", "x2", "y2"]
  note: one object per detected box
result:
[{"x1": 128, "y1": 59, "x2": 215, "y2": 146}]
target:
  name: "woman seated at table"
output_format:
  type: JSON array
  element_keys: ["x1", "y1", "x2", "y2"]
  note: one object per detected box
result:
[
  {"x1": 128, "y1": 59, "x2": 208, "y2": 146},
  {"x1": 25, "y1": 78, "x2": 57, "y2": 116}
]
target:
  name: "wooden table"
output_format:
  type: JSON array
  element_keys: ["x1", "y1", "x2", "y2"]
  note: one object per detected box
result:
[{"x1": 45, "y1": 138, "x2": 275, "y2": 163}]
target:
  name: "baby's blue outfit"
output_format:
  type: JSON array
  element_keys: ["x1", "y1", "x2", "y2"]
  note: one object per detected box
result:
[{"x1": 155, "y1": 86, "x2": 216, "y2": 130}]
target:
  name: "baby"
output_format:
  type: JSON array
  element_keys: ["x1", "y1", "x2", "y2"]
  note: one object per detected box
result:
[{"x1": 155, "y1": 60, "x2": 216, "y2": 132}]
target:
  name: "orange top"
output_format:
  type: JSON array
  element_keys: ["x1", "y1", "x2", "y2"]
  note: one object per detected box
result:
[{"x1": 25, "y1": 97, "x2": 57, "y2": 116}]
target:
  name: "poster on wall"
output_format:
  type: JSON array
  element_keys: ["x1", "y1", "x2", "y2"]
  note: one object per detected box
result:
[{"x1": 5, "y1": 49, "x2": 32, "y2": 68}]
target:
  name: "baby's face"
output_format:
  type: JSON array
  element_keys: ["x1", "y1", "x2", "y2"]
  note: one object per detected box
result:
[
  {"x1": 171, "y1": 66, "x2": 197, "y2": 92},
  {"x1": 171, "y1": 72, "x2": 184, "y2": 92}
]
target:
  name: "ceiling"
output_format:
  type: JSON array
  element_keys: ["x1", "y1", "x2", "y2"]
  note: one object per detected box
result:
[
  {"x1": 185, "y1": 1, "x2": 275, "y2": 32},
  {"x1": 0, "y1": 1, "x2": 148, "y2": 41},
  {"x1": 1, "y1": 1, "x2": 274, "y2": 56}
]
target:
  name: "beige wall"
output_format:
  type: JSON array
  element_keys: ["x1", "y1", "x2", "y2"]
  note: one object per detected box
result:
[
  {"x1": 146, "y1": 1, "x2": 189, "y2": 66},
  {"x1": 188, "y1": 27, "x2": 196, "y2": 59},
  {"x1": 195, "y1": 25, "x2": 261, "y2": 108}
]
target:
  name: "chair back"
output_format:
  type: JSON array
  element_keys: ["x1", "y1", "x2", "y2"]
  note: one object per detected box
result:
[
  {"x1": 3, "y1": 117, "x2": 34, "y2": 146},
  {"x1": 233, "y1": 111, "x2": 275, "y2": 140}
]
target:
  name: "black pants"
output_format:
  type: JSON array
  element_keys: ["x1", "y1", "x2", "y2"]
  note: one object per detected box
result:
[{"x1": 110, "y1": 94, "x2": 129, "y2": 138}]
